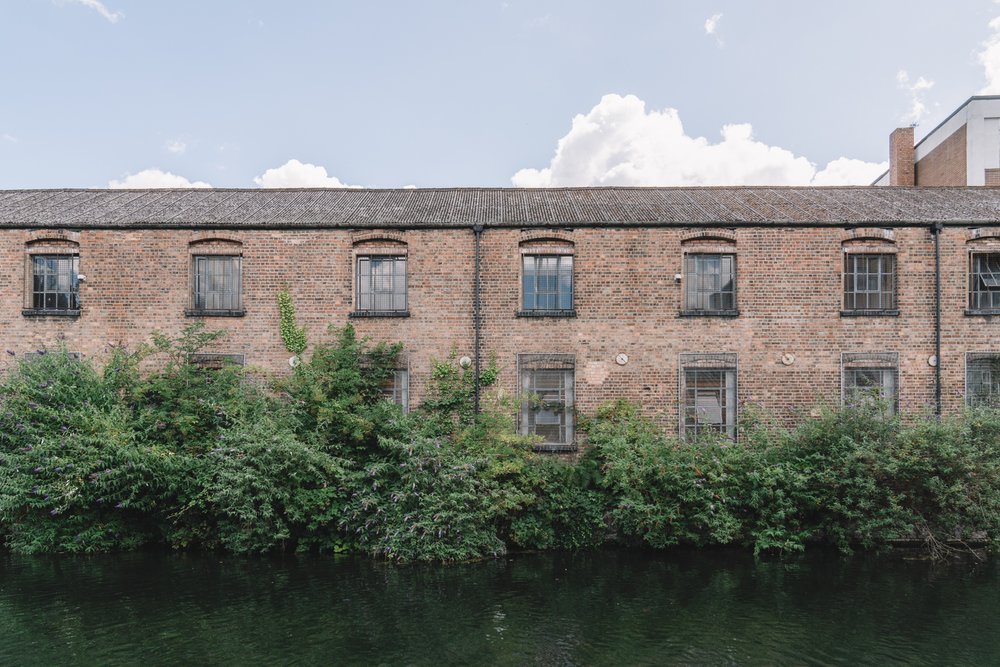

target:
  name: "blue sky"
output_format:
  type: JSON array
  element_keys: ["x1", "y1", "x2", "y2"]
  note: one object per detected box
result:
[{"x1": 2, "y1": 1, "x2": 1000, "y2": 189}]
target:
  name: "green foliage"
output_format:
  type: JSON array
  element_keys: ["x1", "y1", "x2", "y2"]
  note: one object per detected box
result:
[
  {"x1": 277, "y1": 290, "x2": 307, "y2": 356},
  {"x1": 0, "y1": 348, "x2": 166, "y2": 553},
  {"x1": 3, "y1": 334, "x2": 1000, "y2": 562},
  {"x1": 282, "y1": 324, "x2": 405, "y2": 453}
]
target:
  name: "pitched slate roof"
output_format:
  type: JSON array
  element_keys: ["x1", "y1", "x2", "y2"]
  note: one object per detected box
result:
[{"x1": 1, "y1": 186, "x2": 999, "y2": 229}]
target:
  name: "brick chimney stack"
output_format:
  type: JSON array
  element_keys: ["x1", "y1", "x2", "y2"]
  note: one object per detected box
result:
[{"x1": 889, "y1": 127, "x2": 915, "y2": 186}]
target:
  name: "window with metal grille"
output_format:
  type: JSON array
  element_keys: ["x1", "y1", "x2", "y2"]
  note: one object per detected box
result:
[
  {"x1": 679, "y1": 353, "x2": 737, "y2": 440},
  {"x1": 967, "y1": 353, "x2": 1000, "y2": 406},
  {"x1": 844, "y1": 253, "x2": 896, "y2": 312},
  {"x1": 841, "y1": 352, "x2": 898, "y2": 414},
  {"x1": 382, "y1": 369, "x2": 409, "y2": 413},
  {"x1": 683, "y1": 254, "x2": 736, "y2": 314},
  {"x1": 356, "y1": 256, "x2": 407, "y2": 313},
  {"x1": 192, "y1": 256, "x2": 242, "y2": 314},
  {"x1": 522, "y1": 255, "x2": 573, "y2": 313},
  {"x1": 969, "y1": 253, "x2": 1000, "y2": 311},
  {"x1": 517, "y1": 353, "x2": 575, "y2": 450},
  {"x1": 30, "y1": 255, "x2": 79, "y2": 313}
]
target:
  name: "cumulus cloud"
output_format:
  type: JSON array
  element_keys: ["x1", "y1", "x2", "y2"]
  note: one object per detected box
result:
[
  {"x1": 896, "y1": 70, "x2": 934, "y2": 123},
  {"x1": 1, "y1": 133, "x2": 15, "y2": 144},
  {"x1": 511, "y1": 94, "x2": 886, "y2": 187},
  {"x1": 109, "y1": 169, "x2": 212, "y2": 189},
  {"x1": 704, "y1": 12, "x2": 722, "y2": 35},
  {"x1": 704, "y1": 12, "x2": 724, "y2": 46},
  {"x1": 165, "y1": 140, "x2": 187, "y2": 155},
  {"x1": 253, "y1": 159, "x2": 358, "y2": 188},
  {"x1": 979, "y1": 16, "x2": 1000, "y2": 93},
  {"x1": 61, "y1": 0, "x2": 124, "y2": 23}
]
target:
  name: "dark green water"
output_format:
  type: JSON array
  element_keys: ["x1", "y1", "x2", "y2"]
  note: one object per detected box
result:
[{"x1": 1, "y1": 549, "x2": 998, "y2": 666}]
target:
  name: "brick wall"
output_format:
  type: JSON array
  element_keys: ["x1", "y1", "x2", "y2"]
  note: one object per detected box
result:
[
  {"x1": 2, "y1": 223, "x2": 997, "y2": 433},
  {"x1": 916, "y1": 125, "x2": 967, "y2": 185}
]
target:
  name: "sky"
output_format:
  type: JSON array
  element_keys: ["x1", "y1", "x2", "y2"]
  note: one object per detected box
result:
[{"x1": 3, "y1": 1, "x2": 1000, "y2": 189}]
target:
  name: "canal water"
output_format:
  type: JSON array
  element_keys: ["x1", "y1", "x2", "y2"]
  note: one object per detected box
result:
[{"x1": 1, "y1": 549, "x2": 998, "y2": 665}]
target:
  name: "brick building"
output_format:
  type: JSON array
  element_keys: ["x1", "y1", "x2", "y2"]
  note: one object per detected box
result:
[
  {"x1": 2, "y1": 186, "x2": 1000, "y2": 449},
  {"x1": 874, "y1": 95, "x2": 1000, "y2": 187}
]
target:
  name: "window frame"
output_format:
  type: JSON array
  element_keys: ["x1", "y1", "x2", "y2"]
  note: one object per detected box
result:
[
  {"x1": 966, "y1": 352, "x2": 1000, "y2": 407},
  {"x1": 680, "y1": 253, "x2": 738, "y2": 317},
  {"x1": 517, "y1": 353, "x2": 576, "y2": 452},
  {"x1": 187, "y1": 254, "x2": 244, "y2": 317},
  {"x1": 379, "y1": 368, "x2": 410, "y2": 413},
  {"x1": 967, "y1": 251, "x2": 1000, "y2": 314},
  {"x1": 840, "y1": 352, "x2": 899, "y2": 415},
  {"x1": 518, "y1": 254, "x2": 576, "y2": 317},
  {"x1": 23, "y1": 253, "x2": 80, "y2": 317},
  {"x1": 678, "y1": 353, "x2": 738, "y2": 441},
  {"x1": 353, "y1": 255, "x2": 408, "y2": 317},
  {"x1": 842, "y1": 252, "x2": 898, "y2": 315}
]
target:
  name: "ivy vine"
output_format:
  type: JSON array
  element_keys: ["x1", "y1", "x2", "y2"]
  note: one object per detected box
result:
[{"x1": 277, "y1": 290, "x2": 307, "y2": 355}]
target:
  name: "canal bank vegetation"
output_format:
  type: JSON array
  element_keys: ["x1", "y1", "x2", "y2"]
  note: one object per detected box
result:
[{"x1": 2, "y1": 325, "x2": 1000, "y2": 561}]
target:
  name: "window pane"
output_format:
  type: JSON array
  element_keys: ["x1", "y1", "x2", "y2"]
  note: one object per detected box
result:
[
  {"x1": 685, "y1": 254, "x2": 736, "y2": 313},
  {"x1": 522, "y1": 255, "x2": 573, "y2": 312}
]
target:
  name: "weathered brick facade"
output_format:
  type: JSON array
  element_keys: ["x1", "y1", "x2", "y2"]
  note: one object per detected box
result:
[
  {"x1": 3, "y1": 187, "x2": 1000, "y2": 443},
  {"x1": 915, "y1": 125, "x2": 967, "y2": 186}
]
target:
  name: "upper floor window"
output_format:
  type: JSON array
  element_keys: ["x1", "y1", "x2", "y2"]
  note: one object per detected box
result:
[
  {"x1": 967, "y1": 353, "x2": 1000, "y2": 406},
  {"x1": 841, "y1": 352, "x2": 898, "y2": 415},
  {"x1": 521, "y1": 255, "x2": 574, "y2": 315},
  {"x1": 682, "y1": 254, "x2": 736, "y2": 316},
  {"x1": 517, "y1": 353, "x2": 575, "y2": 451},
  {"x1": 969, "y1": 253, "x2": 1000, "y2": 313},
  {"x1": 843, "y1": 253, "x2": 897, "y2": 314},
  {"x1": 190, "y1": 255, "x2": 243, "y2": 316},
  {"x1": 679, "y1": 353, "x2": 738, "y2": 440},
  {"x1": 27, "y1": 254, "x2": 79, "y2": 315},
  {"x1": 356, "y1": 256, "x2": 407, "y2": 315}
]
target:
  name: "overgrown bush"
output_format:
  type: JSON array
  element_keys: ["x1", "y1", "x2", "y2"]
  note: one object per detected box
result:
[{"x1": 2, "y1": 329, "x2": 1000, "y2": 562}]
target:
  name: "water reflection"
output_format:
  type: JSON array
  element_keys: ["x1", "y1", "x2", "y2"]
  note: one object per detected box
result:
[{"x1": 1, "y1": 550, "x2": 997, "y2": 665}]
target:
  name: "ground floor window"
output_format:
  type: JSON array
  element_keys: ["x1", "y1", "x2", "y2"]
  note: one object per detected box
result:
[
  {"x1": 967, "y1": 353, "x2": 1000, "y2": 406},
  {"x1": 382, "y1": 369, "x2": 409, "y2": 413},
  {"x1": 517, "y1": 353, "x2": 575, "y2": 451},
  {"x1": 679, "y1": 353, "x2": 738, "y2": 440},
  {"x1": 841, "y1": 352, "x2": 898, "y2": 414}
]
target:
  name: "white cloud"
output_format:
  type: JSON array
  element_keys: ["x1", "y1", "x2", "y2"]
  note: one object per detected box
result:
[
  {"x1": 165, "y1": 140, "x2": 187, "y2": 155},
  {"x1": 704, "y1": 12, "x2": 723, "y2": 46},
  {"x1": 704, "y1": 13, "x2": 722, "y2": 35},
  {"x1": 61, "y1": 0, "x2": 124, "y2": 23},
  {"x1": 811, "y1": 157, "x2": 889, "y2": 186},
  {"x1": 1, "y1": 134, "x2": 15, "y2": 144},
  {"x1": 896, "y1": 70, "x2": 934, "y2": 123},
  {"x1": 511, "y1": 94, "x2": 885, "y2": 187},
  {"x1": 253, "y1": 159, "x2": 359, "y2": 188},
  {"x1": 979, "y1": 16, "x2": 1000, "y2": 93},
  {"x1": 109, "y1": 169, "x2": 212, "y2": 188}
]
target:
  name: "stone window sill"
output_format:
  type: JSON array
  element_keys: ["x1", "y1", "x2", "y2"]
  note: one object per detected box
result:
[
  {"x1": 349, "y1": 310, "x2": 410, "y2": 318},
  {"x1": 184, "y1": 309, "x2": 245, "y2": 318},
  {"x1": 840, "y1": 309, "x2": 900, "y2": 317},
  {"x1": 965, "y1": 309, "x2": 1000, "y2": 317},
  {"x1": 678, "y1": 309, "x2": 740, "y2": 318},
  {"x1": 516, "y1": 309, "x2": 577, "y2": 318},
  {"x1": 22, "y1": 309, "x2": 80, "y2": 318}
]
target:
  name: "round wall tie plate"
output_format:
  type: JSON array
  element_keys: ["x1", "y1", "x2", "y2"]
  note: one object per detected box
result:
[
  {"x1": 781, "y1": 353, "x2": 795, "y2": 366},
  {"x1": 615, "y1": 353, "x2": 629, "y2": 366}
]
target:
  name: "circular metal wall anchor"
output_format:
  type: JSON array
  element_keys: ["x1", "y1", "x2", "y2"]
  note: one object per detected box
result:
[
  {"x1": 928, "y1": 355, "x2": 938, "y2": 367},
  {"x1": 288, "y1": 355, "x2": 300, "y2": 368},
  {"x1": 781, "y1": 353, "x2": 796, "y2": 366},
  {"x1": 459, "y1": 356, "x2": 472, "y2": 368},
  {"x1": 615, "y1": 353, "x2": 629, "y2": 366}
]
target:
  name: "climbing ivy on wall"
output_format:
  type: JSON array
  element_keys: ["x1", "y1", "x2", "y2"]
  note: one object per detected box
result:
[{"x1": 277, "y1": 290, "x2": 307, "y2": 355}]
